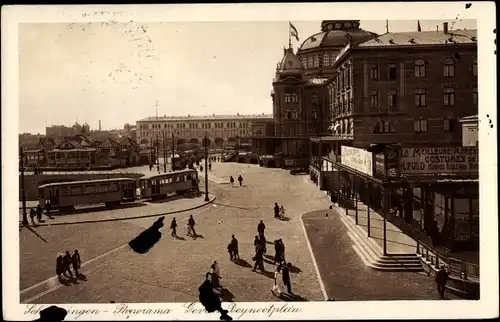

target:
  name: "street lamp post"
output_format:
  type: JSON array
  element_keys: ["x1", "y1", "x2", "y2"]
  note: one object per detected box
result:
[
  {"x1": 19, "y1": 146, "x2": 28, "y2": 226},
  {"x1": 156, "y1": 135, "x2": 160, "y2": 173},
  {"x1": 204, "y1": 132, "x2": 209, "y2": 202}
]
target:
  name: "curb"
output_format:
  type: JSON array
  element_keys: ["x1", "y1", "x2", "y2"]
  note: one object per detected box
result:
[
  {"x1": 299, "y1": 211, "x2": 330, "y2": 301},
  {"x1": 20, "y1": 195, "x2": 216, "y2": 227}
]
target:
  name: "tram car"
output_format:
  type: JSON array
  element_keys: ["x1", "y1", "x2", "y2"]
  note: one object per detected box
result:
[
  {"x1": 38, "y1": 178, "x2": 138, "y2": 212},
  {"x1": 139, "y1": 169, "x2": 199, "y2": 200}
]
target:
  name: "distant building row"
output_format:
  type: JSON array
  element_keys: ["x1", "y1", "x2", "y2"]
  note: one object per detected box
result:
[{"x1": 135, "y1": 113, "x2": 274, "y2": 148}]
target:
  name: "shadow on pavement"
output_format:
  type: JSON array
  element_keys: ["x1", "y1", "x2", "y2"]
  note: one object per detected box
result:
[
  {"x1": 213, "y1": 203, "x2": 252, "y2": 211},
  {"x1": 256, "y1": 270, "x2": 275, "y2": 279},
  {"x1": 191, "y1": 234, "x2": 204, "y2": 240},
  {"x1": 220, "y1": 288, "x2": 235, "y2": 302},
  {"x1": 233, "y1": 258, "x2": 252, "y2": 268},
  {"x1": 24, "y1": 225, "x2": 48, "y2": 243},
  {"x1": 77, "y1": 273, "x2": 88, "y2": 281},
  {"x1": 289, "y1": 264, "x2": 302, "y2": 274},
  {"x1": 279, "y1": 216, "x2": 291, "y2": 222},
  {"x1": 282, "y1": 293, "x2": 308, "y2": 301},
  {"x1": 174, "y1": 236, "x2": 186, "y2": 241}
]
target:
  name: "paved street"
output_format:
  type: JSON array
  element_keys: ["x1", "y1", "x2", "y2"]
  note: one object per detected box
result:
[
  {"x1": 20, "y1": 162, "x2": 332, "y2": 303},
  {"x1": 302, "y1": 209, "x2": 462, "y2": 301}
]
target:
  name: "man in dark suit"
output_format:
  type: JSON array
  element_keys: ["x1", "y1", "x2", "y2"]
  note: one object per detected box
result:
[{"x1": 282, "y1": 262, "x2": 292, "y2": 294}]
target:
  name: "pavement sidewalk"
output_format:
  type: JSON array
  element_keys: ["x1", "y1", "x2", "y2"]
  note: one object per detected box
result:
[{"x1": 19, "y1": 194, "x2": 215, "y2": 226}]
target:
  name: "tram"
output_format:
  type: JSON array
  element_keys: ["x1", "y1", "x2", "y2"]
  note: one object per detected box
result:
[
  {"x1": 139, "y1": 169, "x2": 199, "y2": 200},
  {"x1": 38, "y1": 178, "x2": 138, "y2": 212}
]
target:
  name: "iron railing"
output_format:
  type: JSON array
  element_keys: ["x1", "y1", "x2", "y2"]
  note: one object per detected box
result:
[{"x1": 416, "y1": 240, "x2": 479, "y2": 282}]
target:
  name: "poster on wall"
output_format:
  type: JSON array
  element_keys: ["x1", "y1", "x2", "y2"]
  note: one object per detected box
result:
[
  {"x1": 341, "y1": 146, "x2": 373, "y2": 176},
  {"x1": 399, "y1": 147, "x2": 478, "y2": 175}
]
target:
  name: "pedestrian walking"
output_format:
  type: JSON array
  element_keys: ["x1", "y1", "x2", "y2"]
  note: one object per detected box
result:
[
  {"x1": 272, "y1": 266, "x2": 285, "y2": 296},
  {"x1": 237, "y1": 175, "x2": 243, "y2": 186},
  {"x1": 279, "y1": 205, "x2": 286, "y2": 219},
  {"x1": 170, "y1": 218, "x2": 178, "y2": 237},
  {"x1": 29, "y1": 208, "x2": 36, "y2": 225},
  {"x1": 188, "y1": 215, "x2": 197, "y2": 236},
  {"x1": 230, "y1": 235, "x2": 239, "y2": 260},
  {"x1": 208, "y1": 163, "x2": 212, "y2": 171},
  {"x1": 63, "y1": 251, "x2": 74, "y2": 278},
  {"x1": 252, "y1": 245, "x2": 265, "y2": 272},
  {"x1": 36, "y1": 204, "x2": 43, "y2": 222},
  {"x1": 71, "y1": 250, "x2": 81, "y2": 277},
  {"x1": 278, "y1": 239, "x2": 286, "y2": 264},
  {"x1": 274, "y1": 240, "x2": 283, "y2": 265},
  {"x1": 227, "y1": 242, "x2": 234, "y2": 260},
  {"x1": 253, "y1": 236, "x2": 260, "y2": 253},
  {"x1": 230, "y1": 176, "x2": 235, "y2": 187},
  {"x1": 274, "y1": 202, "x2": 280, "y2": 219},
  {"x1": 210, "y1": 260, "x2": 222, "y2": 290},
  {"x1": 257, "y1": 220, "x2": 265, "y2": 235},
  {"x1": 45, "y1": 201, "x2": 51, "y2": 216},
  {"x1": 435, "y1": 265, "x2": 449, "y2": 299},
  {"x1": 258, "y1": 233, "x2": 267, "y2": 254},
  {"x1": 200, "y1": 164, "x2": 204, "y2": 172},
  {"x1": 56, "y1": 253, "x2": 64, "y2": 277},
  {"x1": 282, "y1": 262, "x2": 292, "y2": 294}
]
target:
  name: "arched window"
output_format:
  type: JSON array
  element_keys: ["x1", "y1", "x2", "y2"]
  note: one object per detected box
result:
[
  {"x1": 414, "y1": 59, "x2": 426, "y2": 78},
  {"x1": 373, "y1": 120, "x2": 396, "y2": 134},
  {"x1": 443, "y1": 58, "x2": 455, "y2": 77}
]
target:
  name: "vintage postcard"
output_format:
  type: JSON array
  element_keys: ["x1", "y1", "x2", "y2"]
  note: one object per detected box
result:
[{"x1": 2, "y1": 2, "x2": 498, "y2": 321}]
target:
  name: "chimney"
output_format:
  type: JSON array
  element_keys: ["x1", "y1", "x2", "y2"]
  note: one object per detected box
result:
[
  {"x1": 99, "y1": 120, "x2": 101, "y2": 131},
  {"x1": 443, "y1": 22, "x2": 448, "y2": 34}
]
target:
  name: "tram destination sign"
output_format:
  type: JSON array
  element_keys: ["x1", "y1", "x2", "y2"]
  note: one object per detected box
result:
[
  {"x1": 341, "y1": 146, "x2": 373, "y2": 177},
  {"x1": 399, "y1": 147, "x2": 478, "y2": 175}
]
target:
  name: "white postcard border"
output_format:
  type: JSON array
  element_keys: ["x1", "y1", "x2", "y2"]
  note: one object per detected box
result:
[{"x1": 2, "y1": 2, "x2": 498, "y2": 320}]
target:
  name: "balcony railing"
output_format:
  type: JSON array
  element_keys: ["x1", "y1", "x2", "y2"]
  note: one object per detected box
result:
[{"x1": 416, "y1": 240, "x2": 479, "y2": 282}]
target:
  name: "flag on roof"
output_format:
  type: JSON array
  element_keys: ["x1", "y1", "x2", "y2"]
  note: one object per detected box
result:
[{"x1": 289, "y1": 22, "x2": 299, "y2": 41}]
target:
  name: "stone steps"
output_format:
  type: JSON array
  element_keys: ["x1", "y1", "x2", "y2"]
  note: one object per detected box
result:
[{"x1": 339, "y1": 214, "x2": 423, "y2": 272}]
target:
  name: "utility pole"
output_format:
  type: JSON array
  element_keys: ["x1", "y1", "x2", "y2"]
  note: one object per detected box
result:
[
  {"x1": 156, "y1": 134, "x2": 160, "y2": 173},
  {"x1": 204, "y1": 132, "x2": 209, "y2": 202},
  {"x1": 19, "y1": 146, "x2": 28, "y2": 226},
  {"x1": 171, "y1": 132, "x2": 175, "y2": 171},
  {"x1": 163, "y1": 131, "x2": 167, "y2": 173}
]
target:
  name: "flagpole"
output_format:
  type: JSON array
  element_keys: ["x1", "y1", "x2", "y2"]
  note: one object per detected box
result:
[
  {"x1": 288, "y1": 22, "x2": 292, "y2": 49},
  {"x1": 386, "y1": 20, "x2": 389, "y2": 33}
]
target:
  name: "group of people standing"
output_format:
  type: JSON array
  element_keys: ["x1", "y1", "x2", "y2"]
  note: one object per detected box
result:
[
  {"x1": 56, "y1": 250, "x2": 81, "y2": 279},
  {"x1": 273, "y1": 202, "x2": 286, "y2": 219},
  {"x1": 169, "y1": 215, "x2": 197, "y2": 238},
  {"x1": 229, "y1": 175, "x2": 243, "y2": 187},
  {"x1": 28, "y1": 204, "x2": 44, "y2": 225}
]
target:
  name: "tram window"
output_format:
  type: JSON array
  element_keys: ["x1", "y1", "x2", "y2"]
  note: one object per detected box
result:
[
  {"x1": 60, "y1": 187, "x2": 69, "y2": 197},
  {"x1": 98, "y1": 185, "x2": 108, "y2": 193},
  {"x1": 70, "y1": 186, "x2": 82, "y2": 195},
  {"x1": 84, "y1": 185, "x2": 96, "y2": 194}
]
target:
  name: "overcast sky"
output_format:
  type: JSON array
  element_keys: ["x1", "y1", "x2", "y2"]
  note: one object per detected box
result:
[{"x1": 18, "y1": 19, "x2": 476, "y2": 134}]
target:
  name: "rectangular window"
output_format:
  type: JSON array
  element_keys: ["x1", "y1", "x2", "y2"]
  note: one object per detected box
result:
[
  {"x1": 370, "y1": 92, "x2": 378, "y2": 109},
  {"x1": 443, "y1": 119, "x2": 454, "y2": 132},
  {"x1": 414, "y1": 120, "x2": 428, "y2": 133},
  {"x1": 388, "y1": 90, "x2": 397, "y2": 111},
  {"x1": 414, "y1": 89, "x2": 426, "y2": 107},
  {"x1": 292, "y1": 111, "x2": 299, "y2": 119},
  {"x1": 370, "y1": 66, "x2": 378, "y2": 80},
  {"x1": 415, "y1": 64, "x2": 426, "y2": 78},
  {"x1": 313, "y1": 56, "x2": 319, "y2": 68},
  {"x1": 473, "y1": 88, "x2": 478, "y2": 105},
  {"x1": 323, "y1": 54, "x2": 329, "y2": 67},
  {"x1": 443, "y1": 88, "x2": 455, "y2": 107},
  {"x1": 388, "y1": 64, "x2": 397, "y2": 80}
]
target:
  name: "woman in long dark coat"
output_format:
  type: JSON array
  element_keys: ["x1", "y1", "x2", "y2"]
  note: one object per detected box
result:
[{"x1": 56, "y1": 254, "x2": 64, "y2": 277}]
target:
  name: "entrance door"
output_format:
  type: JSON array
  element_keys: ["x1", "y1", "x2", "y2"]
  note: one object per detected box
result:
[
  {"x1": 50, "y1": 188, "x2": 60, "y2": 206},
  {"x1": 153, "y1": 180, "x2": 160, "y2": 194}
]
